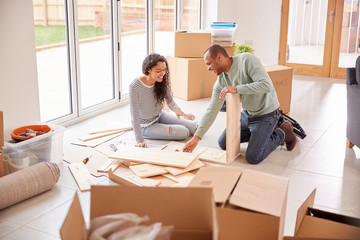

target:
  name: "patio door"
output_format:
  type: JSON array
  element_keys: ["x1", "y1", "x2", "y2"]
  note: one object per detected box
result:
[{"x1": 279, "y1": 0, "x2": 357, "y2": 78}]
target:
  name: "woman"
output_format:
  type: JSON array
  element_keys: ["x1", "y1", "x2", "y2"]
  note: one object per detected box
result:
[{"x1": 129, "y1": 53, "x2": 197, "y2": 147}]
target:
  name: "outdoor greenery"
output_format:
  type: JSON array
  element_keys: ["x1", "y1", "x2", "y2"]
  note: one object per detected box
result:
[
  {"x1": 35, "y1": 25, "x2": 110, "y2": 46},
  {"x1": 234, "y1": 43, "x2": 255, "y2": 55}
]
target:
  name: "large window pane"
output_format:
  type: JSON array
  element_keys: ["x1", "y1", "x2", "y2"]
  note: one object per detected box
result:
[
  {"x1": 155, "y1": 0, "x2": 175, "y2": 55},
  {"x1": 33, "y1": 0, "x2": 72, "y2": 121},
  {"x1": 77, "y1": 0, "x2": 114, "y2": 109},
  {"x1": 181, "y1": 0, "x2": 200, "y2": 31},
  {"x1": 121, "y1": 0, "x2": 147, "y2": 95}
]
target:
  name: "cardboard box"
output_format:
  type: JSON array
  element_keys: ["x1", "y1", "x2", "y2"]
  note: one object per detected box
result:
[
  {"x1": 264, "y1": 65, "x2": 293, "y2": 113},
  {"x1": 167, "y1": 56, "x2": 217, "y2": 100},
  {"x1": 61, "y1": 185, "x2": 218, "y2": 240},
  {"x1": 223, "y1": 44, "x2": 236, "y2": 56},
  {"x1": 284, "y1": 189, "x2": 360, "y2": 240},
  {"x1": 189, "y1": 167, "x2": 289, "y2": 240},
  {"x1": 174, "y1": 31, "x2": 211, "y2": 58}
]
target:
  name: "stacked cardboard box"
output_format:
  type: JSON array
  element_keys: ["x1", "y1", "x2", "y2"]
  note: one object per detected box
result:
[{"x1": 167, "y1": 31, "x2": 216, "y2": 100}]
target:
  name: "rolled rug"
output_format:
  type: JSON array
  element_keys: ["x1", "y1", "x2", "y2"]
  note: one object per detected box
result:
[{"x1": 0, "y1": 162, "x2": 60, "y2": 210}]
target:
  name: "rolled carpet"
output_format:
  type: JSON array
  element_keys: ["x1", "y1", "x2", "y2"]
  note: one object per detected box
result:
[{"x1": 0, "y1": 162, "x2": 60, "y2": 210}]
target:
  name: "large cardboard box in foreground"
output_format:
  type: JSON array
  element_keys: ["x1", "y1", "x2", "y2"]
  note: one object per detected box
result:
[
  {"x1": 167, "y1": 56, "x2": 217, "y2": 100},
  {"x1": 284, "y1": 189, "x2": 360, "y2": 240},
  {"x1": 189, "y1": 167, "x2": 289, "y2": 240},
  {"x1": 265, "y1": 65, "x2": 293, "y2": 113},
  {"x1": 61, "y1": 185, "x2": 218, "y2": 240},
  {"x1": 174, "y1": 31, "x2": 211, "y2": 58}
]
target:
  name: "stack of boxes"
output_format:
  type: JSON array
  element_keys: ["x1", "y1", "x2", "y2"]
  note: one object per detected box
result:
[{"x1": 166, "y1": 31, "x2": 217, "y2": 101}]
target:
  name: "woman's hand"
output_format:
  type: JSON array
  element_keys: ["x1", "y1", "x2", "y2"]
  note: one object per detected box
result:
[
  {"x1": 135, "y1": 141, "x2": 148, "y2": 148},
  {"x1": 219, "y1": 86, "x2": 237, "y2": 98},
  {"x1": 175, "y1": 108, "x2": 195, "y2": 120}
]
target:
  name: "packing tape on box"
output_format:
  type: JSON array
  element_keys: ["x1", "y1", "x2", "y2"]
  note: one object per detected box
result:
[{"x1": 0, "y1": 162, "x2": 60, "y2": 210}]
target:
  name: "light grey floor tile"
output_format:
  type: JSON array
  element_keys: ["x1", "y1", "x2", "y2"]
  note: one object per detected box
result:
[
  {"x1": 0, "y1": 226, "x2": 60, "y2": 240},
  {"x1": 0, "y1": 221, "x2": 21, "y2": 239}
]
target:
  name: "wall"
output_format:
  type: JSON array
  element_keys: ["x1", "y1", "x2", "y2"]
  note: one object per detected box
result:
[
  {"x1": 0, "y1": 0, "x2": 40, "y2": 141},
  {"x1": 203, "y1": 0, "x2": 282, "y2": 64}
]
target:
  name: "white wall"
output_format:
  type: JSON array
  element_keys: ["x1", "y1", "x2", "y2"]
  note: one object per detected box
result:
[
  {"x1": 203, "y1": 0, "x2": 282, "y2": 64},
  {"x1": 0, "y1": 0, "x2": 40, "y2": 141}
]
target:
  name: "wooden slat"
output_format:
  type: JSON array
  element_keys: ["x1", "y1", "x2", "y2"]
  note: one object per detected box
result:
[
  {"x1": 226, "y1": 93, "x2": 241, "y2": 164},
  {"x1": 71, "y1": 132, "x2": 125, "y2": 147},
  {"x1": 87, "y1": 125, "x2": 132, "y2": 135},
  {"x1": 129, "y1": 163, "x2": 168, "y2": 178},
  {"x1": 68, "y1": 163, "x2": 94, "y2": 192},
  {"x1": 279, "y1": 0, "x2": 289, "y2": 65},
  {"x1": 109, "y1": 148, "x2": 197, "y2": 168},
  {"x1": 78, "y1": 130, "x2": 124, "y2": 142},
  {"x1": 165, "y1": 159, "x2": 204, "y2": 176}
]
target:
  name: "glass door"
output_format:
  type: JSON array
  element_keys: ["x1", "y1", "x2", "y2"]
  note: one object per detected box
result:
[{"x1": 279, "y1": 0, "x2": 336, "y2": 77}]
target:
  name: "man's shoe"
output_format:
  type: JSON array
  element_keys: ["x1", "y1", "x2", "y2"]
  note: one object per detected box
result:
[{"x1": 280, "y1": 120, "x2": 297, "y2": 151}]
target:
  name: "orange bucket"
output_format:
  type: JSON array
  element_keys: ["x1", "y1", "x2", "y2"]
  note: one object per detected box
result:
[{"x1": 11, "y1": 125, "x2": 52, "y2": 142}]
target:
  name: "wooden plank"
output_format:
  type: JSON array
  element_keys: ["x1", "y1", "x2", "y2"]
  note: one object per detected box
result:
[
  {"x1": 109, "y1": 148, "x2": 197, "y2": 168},
  {"x1": 162, "y1": 141, "x2": 208, "y2": 155},
  {"x1": 108, "y1": 169, "x2": 138, "y2": 186},
  {"x1": 129, "y1": 163, "x2": 168, "y2": 178},
  {"x1": 126, "y1": 175, "x2": 161, "y2": 187},
  {"x1": 170, "y1": 172, "x2": 196, "y2": 187},
  {"x1": 71, "y1": 132, "x2": 125, "y2": 147},
  {"x1": 78, "y1": 130, "x2": 124, "y2": 142},
  {"x1": 97, "y1": 159, "x2": 116, "y2": 173},
  {"x1": 165, "y1": 159, "x2": 205, "y2": 176},
  {"x1": 68, "y1": 162, "x2": 95, "y2": 192},
  {"x1": 226, "y1": 93, "x2": 241, "y2": 164},
  {"x1": 87, "y1": 124, "x2": 132, "y2": 135}
]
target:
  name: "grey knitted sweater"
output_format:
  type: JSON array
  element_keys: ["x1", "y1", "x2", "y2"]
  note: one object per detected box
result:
[{"x1": 129, "y1": 77, "x2": 178, "y2": 143}]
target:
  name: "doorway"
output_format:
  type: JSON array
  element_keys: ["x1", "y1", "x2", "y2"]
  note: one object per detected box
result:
[{"x1": 279, "y1": 0, "x2": 360, "y2": 78}]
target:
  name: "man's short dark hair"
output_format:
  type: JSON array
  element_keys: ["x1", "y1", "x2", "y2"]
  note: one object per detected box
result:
[{"x1": 204, "y1": 44, "x2": 230, "y2": 59}]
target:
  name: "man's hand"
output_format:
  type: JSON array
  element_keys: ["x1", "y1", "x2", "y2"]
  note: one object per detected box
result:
[
  {"x1": 135, "y1": 141, "x2": 147, "y2": 148},
  {"x1": 182, "y1": 136, "x2": 201, "y2": 153},
  {"x1": 219, "y1": 86, "x2": 237, "y2": 98}
]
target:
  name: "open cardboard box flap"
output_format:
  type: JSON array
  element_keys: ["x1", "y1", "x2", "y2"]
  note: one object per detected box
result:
[
  {"x1": 61, "y1": 185, "x2": 218, "y2": 240},
  {"x1": 289, "y1": 189, "x2": 360, "y2": 240},
  {"x1": 229, "y1": 169, "x2": 289, "y2": 217},
  {"x1": 188, "y1": 166, "x2": 242, "y2": 203}
]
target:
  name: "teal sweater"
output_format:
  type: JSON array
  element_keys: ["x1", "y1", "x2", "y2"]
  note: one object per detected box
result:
[{"x1": 195, "y1": 53, "x2": 279, "y2": 139}]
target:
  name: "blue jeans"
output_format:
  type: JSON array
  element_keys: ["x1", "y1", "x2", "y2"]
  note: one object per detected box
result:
[
  {"x1": 218, "y1": 110, "x2": 284, "y2": 164},
  {"x1": 142, "y1": 110, "x2": 197, "y2": 141}
]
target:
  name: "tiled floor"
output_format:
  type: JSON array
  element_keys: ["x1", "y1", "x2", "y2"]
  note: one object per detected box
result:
[{"x1": 0, "y1": 74, "x2": 359, "y2": 239}]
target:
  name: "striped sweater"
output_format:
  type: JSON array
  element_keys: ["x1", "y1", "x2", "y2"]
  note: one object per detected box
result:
[{"x1": 129, "y1": 77, "x2": 178, "y2": 143}]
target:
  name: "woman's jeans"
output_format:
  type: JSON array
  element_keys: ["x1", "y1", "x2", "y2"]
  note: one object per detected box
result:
[
  {"x1": 142, "y1": 111, "x2": 197, "y2": 141},
  {"x1": 218, "y1": 110, "x2": 284, "y2": 164}
]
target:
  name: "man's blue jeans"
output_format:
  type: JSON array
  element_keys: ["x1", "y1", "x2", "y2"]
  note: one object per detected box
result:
[{"x1": 218, "y1": 110, "x2": 285, "y2": 164}]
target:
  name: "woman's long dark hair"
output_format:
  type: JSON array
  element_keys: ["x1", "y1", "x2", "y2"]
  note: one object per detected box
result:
[{"x1": 142, "y1": 53, "x2": 171, "y2": 105}]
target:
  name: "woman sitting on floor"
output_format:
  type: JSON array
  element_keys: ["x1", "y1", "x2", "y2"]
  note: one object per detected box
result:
[{"x1": 129, "y1": 53, "x2": 197, "y2": 147}]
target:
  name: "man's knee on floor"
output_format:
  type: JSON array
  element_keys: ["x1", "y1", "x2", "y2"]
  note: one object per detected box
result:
[{"x1": 245, "y1": 151, "x2": 264, "y2": 165}]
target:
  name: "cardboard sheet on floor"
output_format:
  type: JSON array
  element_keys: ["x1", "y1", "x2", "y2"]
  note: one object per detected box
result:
[
  {"x1": 63, "y1": 147, "x2": 109, "y2": 177},
  {"x1": 109, "y1": 148, "x2": 197, "y2": 168},
  {"x1": 71, "y1": 132, "x2": 125, "y2": 147}
]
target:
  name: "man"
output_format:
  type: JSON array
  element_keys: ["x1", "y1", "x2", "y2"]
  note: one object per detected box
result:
[{"x1": 182, "y1": 45, "x2": 296, "y2": 164}]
